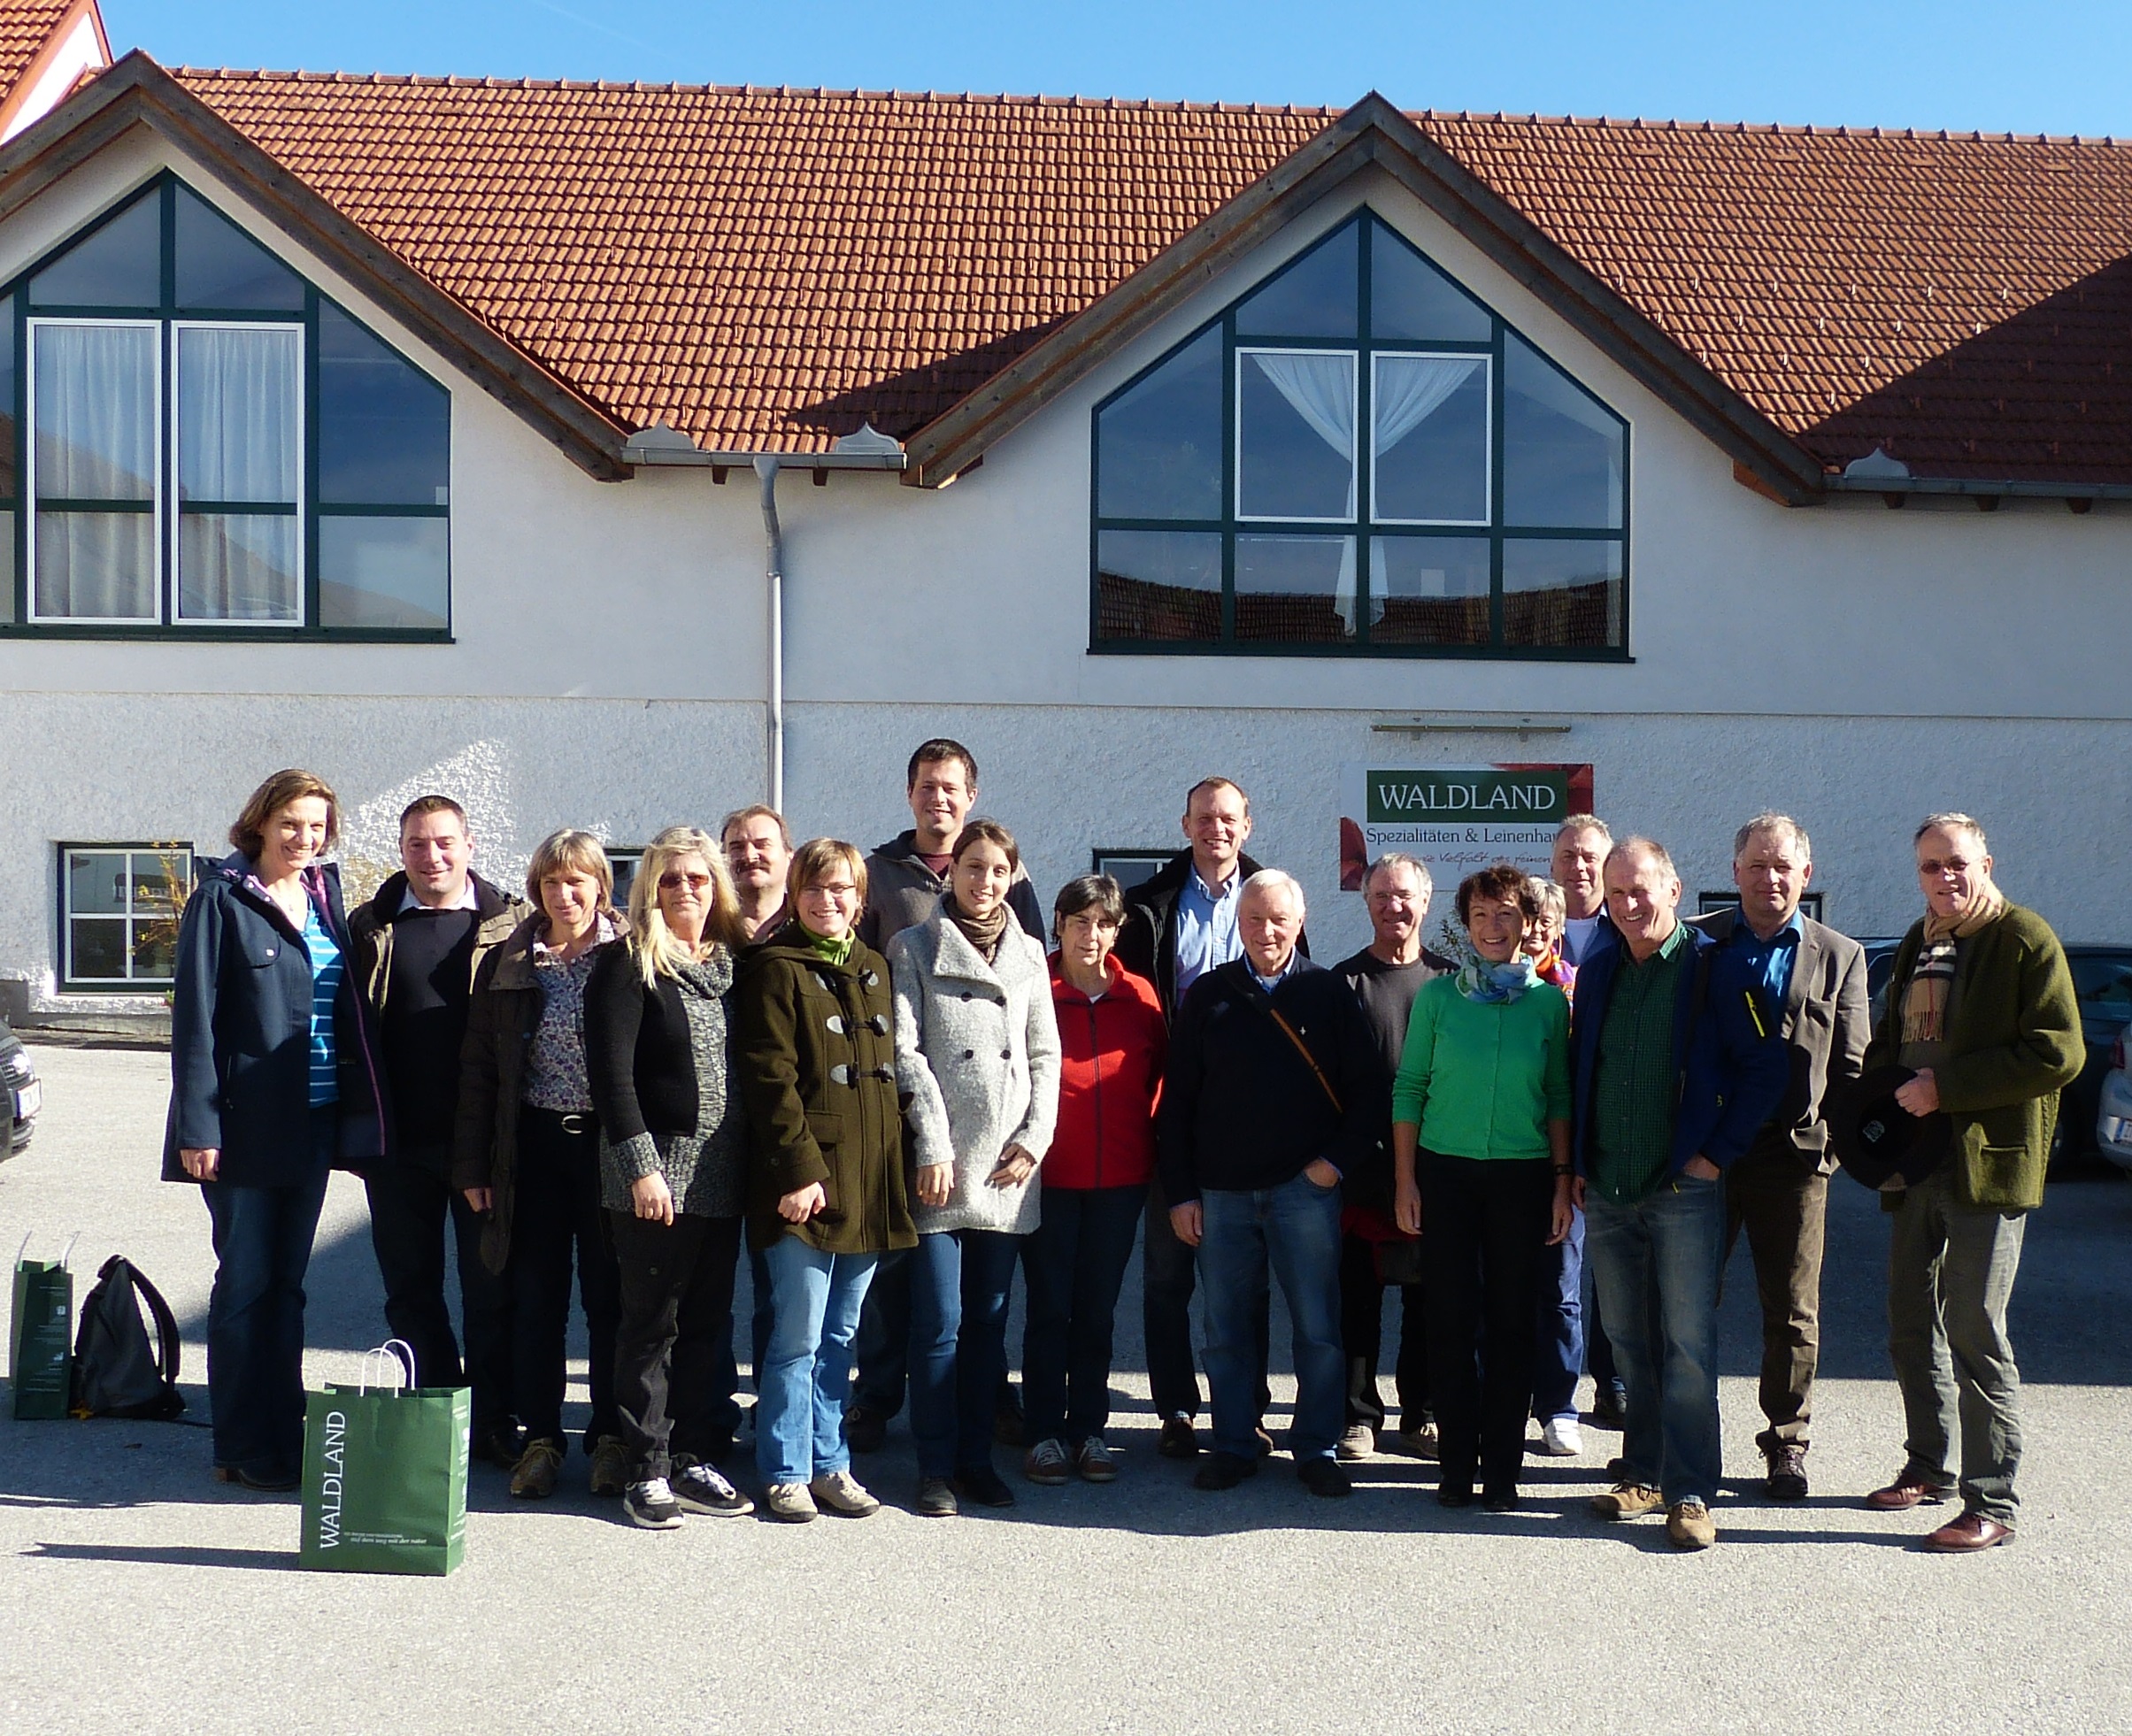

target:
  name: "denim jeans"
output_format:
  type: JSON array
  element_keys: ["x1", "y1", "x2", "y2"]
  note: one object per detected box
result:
[
  {"x1": 1885, "y1": 1171, "x2": 2026, "y2": 1524},
  {"x1": 1583, "y1": 1172, "x2": 1726, "y2": 1504},
  {"x1": 756, "y1": 1235, "x2": 880, "y2": 1486},
  {"x1": 1197, "y1": 1172, "x2": 1345, "y2": 1463},
  {"x1": 1531, "y1": 1206, "x2": 1587, "y2": 1425},
  {"x1": 506, "y1": 1108, "x2": 620, "y2": 1449},
  {"x1": 201, "y1": 1111, "x2": 334, "y2": 1477},
  {"x1": 1023, "y1": 1183, "x2": 1143, "y2": 1448},
  {"x1": 909, "y1": 1228, "x2": 1023, "y2": 1478}
]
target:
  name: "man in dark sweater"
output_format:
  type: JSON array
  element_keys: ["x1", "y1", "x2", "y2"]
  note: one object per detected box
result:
[
  {"x1": 1159, "y1": 870, "x2": 1377, "y2": 1498},
  {"x1": 1331, "y1": 853, "x2": 1456, "y2": 1459},
  {"x1": 350, "y1": 795, "x2": 526, "y2": 1463}
]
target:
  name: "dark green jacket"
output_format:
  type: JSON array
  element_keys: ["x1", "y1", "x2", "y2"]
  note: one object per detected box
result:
[
  {"x1": 733, "y1": 919, "x2": 916, "y2": 1256},
  {"x1": 1864, "y1": 902, "x2": 2082, "y2": 1212}
]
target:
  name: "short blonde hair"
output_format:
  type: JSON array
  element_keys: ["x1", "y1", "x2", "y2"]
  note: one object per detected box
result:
[
  {"x1": 526, "y1": 828, "x2": 614, "y2": 914},
  {"x1": 787, "y1": 838, "x2": 867, "y2": 909},
  {"x1": 627, "y1": 825, "x2": 744, "y2": 984},
  {"x1": 229, "y1": 769, "x2": 340, "y2": 859}
]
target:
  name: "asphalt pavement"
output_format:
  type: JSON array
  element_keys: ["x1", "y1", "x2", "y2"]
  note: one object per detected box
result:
[{"x1": 4, "y1": 1042, "x2": 2130, "y2": 1735}]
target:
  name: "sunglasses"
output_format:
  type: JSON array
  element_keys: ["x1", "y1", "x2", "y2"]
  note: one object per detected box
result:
[{"x1": 658, "y1": 870, "x2": 713, "y2": 891}]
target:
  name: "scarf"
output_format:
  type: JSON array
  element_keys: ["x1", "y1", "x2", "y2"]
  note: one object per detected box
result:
[
  {"x1": 1529, "y1": 945, "x2": 1576, "y2": 1005},
  {"x1": 1900, "y1": 875, "x2": 2007, "y2": 1046},
  {"x1": 805, "y1": 926, "x2": 856, "y2": 966},
  {"x1": 946, "y1": 895, "x2": 1010, "y2": 964},
  {"x1": 1457, "y1": 956, "x2": 1540, "y2": 1004}
]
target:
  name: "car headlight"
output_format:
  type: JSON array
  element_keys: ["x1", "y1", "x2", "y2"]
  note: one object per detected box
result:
[{"x1": 0, "y1": 1053, "x2": 29, "y2": 1086}]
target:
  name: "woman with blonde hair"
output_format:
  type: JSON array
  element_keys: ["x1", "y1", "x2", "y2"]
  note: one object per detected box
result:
[
  {"x1": 585, "y1": 826, "x2": 753, "y2": 1529},
  {"x1": 456, "y1": 829, "x2": 628, "y2": 1500}
]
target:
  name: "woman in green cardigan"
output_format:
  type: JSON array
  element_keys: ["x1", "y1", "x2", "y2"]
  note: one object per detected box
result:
[{"x1": 1392, "y1": 863, "x2": 1574, "y2": 1511}]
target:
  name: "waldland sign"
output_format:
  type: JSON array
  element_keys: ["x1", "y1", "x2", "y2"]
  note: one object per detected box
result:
[{"x1": 1338, "y1": 764, "x2": 1595, "y2": 891}]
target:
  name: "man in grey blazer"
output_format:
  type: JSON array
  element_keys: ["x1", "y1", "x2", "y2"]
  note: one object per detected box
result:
[{"x1": 1693, "y1": 813, "x2": 1869, "y2": 1501}]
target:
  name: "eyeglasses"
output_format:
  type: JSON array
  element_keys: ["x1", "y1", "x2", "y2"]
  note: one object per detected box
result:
[
  {"x1": 1918, "y1": 857, "x2": 1974, "y2": 877},
  {"x1": 801, "y1": 881, "x2": 858, "y2": 899},
  {"x1": 658, "y1": 871, "x2": 712, "y2": 891}
]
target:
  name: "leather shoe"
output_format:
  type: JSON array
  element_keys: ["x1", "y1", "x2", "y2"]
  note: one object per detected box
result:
[
  {"x1": 1297, "y1": 1457, "x2": 1351, "y2": 1499},
  {"x1": 843, "y1": 1403, "x2": 888, "y2": 1455},
  {"x1": 1867, "y1": 1470, "x2": 1953, "y2": 1511},
  {"x1": 1192, "y1": 1451, "x2": 1258, "y2": 1491},
  {"x1": 1924, "y1": 1511, "x2": 2013, "y2": 1553},
  {"x1": 1765, "y1": 1443, "x2": 1809, "y2": 1502},
  {"x1": 1158, "y1": 1415, "x2": 1200, "y2": 1459}
]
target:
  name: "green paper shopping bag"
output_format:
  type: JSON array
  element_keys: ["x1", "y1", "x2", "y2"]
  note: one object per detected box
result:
[
  {"x1": 300, "y1": 1341, "x2": 469, "y2": 1576},
  {"x1": 11, "y1": 1234, "x2": 78, "y2": 1420}
]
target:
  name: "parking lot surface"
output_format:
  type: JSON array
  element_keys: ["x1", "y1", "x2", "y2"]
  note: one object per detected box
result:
[{"x1": 4, "y1": 1043, "x2": 2131, "y2": 1734}]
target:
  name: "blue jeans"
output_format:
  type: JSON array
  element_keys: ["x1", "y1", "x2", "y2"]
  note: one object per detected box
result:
[
  {"x1": 1583, "y1": 1173, "x2": 1726, "y2": 1504},
  {"x1": 1023, "y1": 1183, "x2": 1143, "y2": 1447},
  {"x1": 755, "y1": 1236, "x2": 880, "y2": 1486},
  {"x1": 909, "y1": 1228, "x2": 1022, "y2": 1478},
  {"x1": 1532, "y1": 1205, "x2": 1587, "y2": 1424},
  {"x1": 1197, "y1": 1172, "x2": 1345, "y2": 1463},
  {"x1": 201, "y1": 1110, "x2": 334, "y2": 1477}
]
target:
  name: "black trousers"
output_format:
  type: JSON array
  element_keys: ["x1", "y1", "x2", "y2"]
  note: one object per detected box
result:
[
  {"x1": 507, "y1": 1109, "x2": 621, "y2": 1450},
  {"x1": 366, "y1": 1156, "x2": 514, "y2": 1434},
  {"x1": 609, "y1": 1210, "x2": 742, "y2": 1481},
  {"x1": 1337, "y1": 1232, "x2": 1429, "y2": 1431},
  {"x1": 1421, "y1": 1152, "x2": 1552, "y2": 1494}
]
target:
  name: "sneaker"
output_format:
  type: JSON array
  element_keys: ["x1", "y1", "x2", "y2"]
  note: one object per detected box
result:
[
  {"x1": 1075, "y1": 1436, "x2": 1119, "y2": 1483},
  {"x1": 1023, "y1": 1437, "x2": 1071, "y2": 1486},
  {"x1": 1666, "y1": 1498, "x2": 1718, "y2": 1549},
  {"x1": 1336, "y1": 1423, "x2": 1376, "y2": 1462},
  {"x1": 913, "y1": 1476, "x2": 958, "y2": 1517},
  {"x1": 764, "y1": 1482, "x2": 819, "y2": 1523},
  {"x1": 1590, "y1": 1481, "x2": 1665, "y2": 1520},
  {"x1": 1392, "y1": 1419, "x2": 1440, "y2": 1461},
  {"x1": 1297, "y1": 1457, "x2": 1352, "y2": 1499},
  {"x1": 1158, "y1": 1415, "x2": 1200, "y2": 1459},
  {"x1": 672, "y1": 1456, "x2": 753, "y2": 1517},
  {"x1": 624, "y1": 1478, "x2": 685, "y2": 1530},
  {"x1": 951, "y1": 1464, "x2": 1017, "y2": 1508},
  {"x1": 843, "y1": 1403, "x2": 889, "y2": 1455},
  {"x1": 1765, "y1": 1443, "x2": 1810, "y2": 1502},
  {"x1": 589, "y1": 1433, "x2": 630, "y2": 1497},
  {"x1": 1538, "y1": 1417, "x2": 1583, "y2": 1457},
  {"x1": 508, "y1": 1436, "x2": 566, "y2": 1500},
  {"x1": 809, "y1": 1470, "x2": 881, "y2": 1518}
]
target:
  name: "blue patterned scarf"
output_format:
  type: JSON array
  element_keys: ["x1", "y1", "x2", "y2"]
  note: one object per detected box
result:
[{"x1": 1457, "y1": 957, "x2": 1540, "y2": 1004}]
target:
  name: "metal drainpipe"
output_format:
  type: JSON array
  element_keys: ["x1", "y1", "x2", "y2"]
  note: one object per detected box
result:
[{"x1": 753, "y1": 455, "x2": 785, "y2": 810}]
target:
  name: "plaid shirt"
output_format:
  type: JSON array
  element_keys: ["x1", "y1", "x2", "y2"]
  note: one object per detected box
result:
[{"x1": 1589, "y1": 922, "x2": 1690, "y2": 1202}]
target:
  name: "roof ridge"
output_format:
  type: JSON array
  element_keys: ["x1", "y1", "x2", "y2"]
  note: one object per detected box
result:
[{"x1": 1409, "y1": 106, "x2": 2129, "y2": 148}]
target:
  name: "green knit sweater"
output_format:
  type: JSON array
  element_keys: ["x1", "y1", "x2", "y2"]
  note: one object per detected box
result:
[{"x1": 1391, "y1": 974, "x2": 1572, "y2": 1161}]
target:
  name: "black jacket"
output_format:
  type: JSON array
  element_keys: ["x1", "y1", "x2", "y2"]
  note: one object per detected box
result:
[
  {"x1": 1115, "y1": 849, "x2": 1305, "y2": 1018},
  {"x1": 1157, "y1": 956, "x2": 1379, "y2": 1202},
  {"x1": 163, "y1": 856, "x2": 389, "y2": 1186},
  {"x1": 585, "y1": 942, "x2": 718, "y2": 1145}
]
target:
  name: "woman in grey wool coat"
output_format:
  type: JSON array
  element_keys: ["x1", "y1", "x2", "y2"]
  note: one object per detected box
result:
[{"x1": 888, "y1": 818, "x2": 1061, "y2": 1517}]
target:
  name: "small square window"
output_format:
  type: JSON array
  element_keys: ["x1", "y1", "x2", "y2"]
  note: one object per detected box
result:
[{"x1": 60, "y1": 845, "x2": 196, "y2": 989}]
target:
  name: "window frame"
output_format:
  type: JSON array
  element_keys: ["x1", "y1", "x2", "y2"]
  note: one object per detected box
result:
[
  {"x1": 57, "y1": 841, "x2": 197, "y2": 992},
  {"x1": 1, "y1": 173, "x2": 452, "y2": 642},
  {"x1": 1089, "y1": 209, "x2": 1632, "y2": 663}
]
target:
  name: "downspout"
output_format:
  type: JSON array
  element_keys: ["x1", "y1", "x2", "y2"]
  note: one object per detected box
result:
[{"x1": 754, "y1": 455, "x2": 785, "y2": 810}]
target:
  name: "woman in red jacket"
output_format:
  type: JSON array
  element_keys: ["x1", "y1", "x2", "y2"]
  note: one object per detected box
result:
[{"x1": 1021, "y1": 875, "x2": 1168, "y2": 1486}]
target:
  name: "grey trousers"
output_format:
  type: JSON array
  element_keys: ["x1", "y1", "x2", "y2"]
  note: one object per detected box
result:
[{"x1": 1885, "y1": 1171, "x2": 2027, "y2": 1524}]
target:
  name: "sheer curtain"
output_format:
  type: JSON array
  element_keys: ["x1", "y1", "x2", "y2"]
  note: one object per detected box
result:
[
  {"x1": 1374, "y1": 355, "x2": 1482, "y2": 451},
  {"x1": 33, "y1": 322, "x2": 156, "y2": 619},
  {"x1": 177, "y1": 326, "x2": 299, "y2": 621},
  {"x1": 1247, "y1": 350, "x2": 1356, "y2": 515}
]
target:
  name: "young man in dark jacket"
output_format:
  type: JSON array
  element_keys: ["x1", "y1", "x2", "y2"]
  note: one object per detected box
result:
[
  {"x1": 1572, "y1": 836, "x2": 1787, "y2": 1552},
  {"x1": 349, "y1": 795, "x2": 527, "y2": 1464},
  {"x1": 1158, "y1": 870, "x2": 1375, "y2": 1499}
]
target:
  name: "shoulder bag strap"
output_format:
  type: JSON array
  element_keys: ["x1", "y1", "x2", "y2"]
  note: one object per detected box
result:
[{"x1": 1264, "y1": 1003, "x2": 1343, "y2": 1118}]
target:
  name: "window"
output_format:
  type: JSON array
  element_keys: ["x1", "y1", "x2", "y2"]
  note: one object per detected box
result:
[
  {"x1": 1090, "y1": 850, "x2": 1173, "y2": 892},
  {"x1": 60, "y1": 844, "x2": 196, "y2": 989},
  {"x1": 607, "y1": 850, "x2": 645, "y2": 910},
  {"x1": 1695, "y1": 891, "x2": 1825, "y2": 924},
  {"x1": 3, "y1": 175, "x2": 450, "y2": 637},
  {"x1": 1092, "y1": 211, "x2": 1628, "y2": 658}
]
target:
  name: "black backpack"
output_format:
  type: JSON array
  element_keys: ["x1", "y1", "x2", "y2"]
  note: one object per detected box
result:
[{"x1": 69, "y1": 1256, "x2": 186, "y2": 1420}]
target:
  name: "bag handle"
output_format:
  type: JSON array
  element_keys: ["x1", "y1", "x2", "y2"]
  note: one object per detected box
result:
[
  {"x1": 1265, "y1": 1005, "x2": 1343, "y2": 1117},
  {"x1": 358, "y1": 1340, "x2": 419, "y2": 1394},
  {"x1": 121, "y1": 1260, "x2": 184, "y2": 1389},
  {"x1": 15, "y1": 1232, "x2": 79, "y2": 1271}
]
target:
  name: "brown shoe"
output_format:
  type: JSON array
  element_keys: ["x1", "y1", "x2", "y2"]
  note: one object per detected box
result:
[
  {"x1": 1666, "y1": 1499, "x2": 1718, "y2": 1550},
  {"x1": 1765, "y1": 1443, "x2": 1809, "y2": 1502},
  {"x1": 509, "y1": 1437, "x2": 565, "y2": 1500},
  {"x1": 1867, "y1": 1470, "x2": 1953, "y2": 1511},
  {"x1": 1590, "y1": 1481, "x2": 1665, "y2": 1520},
  {"x1": 1924, "y1": 1511, "x2": 2013, "y2": 1553},
  {"x1": 588, "y1": 1433, "x2": 630, "y2": 1497},
  {"x1": 1158, "y1": 1416, "x2": 1199, "y2": 1459}
]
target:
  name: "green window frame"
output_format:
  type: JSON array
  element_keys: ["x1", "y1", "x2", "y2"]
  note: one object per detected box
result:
[
  {"x1": 58, "y1": 842, "x2": 196, "y2": 991},
  {"x1": 0, "y1": 173, "x2": 452, "y2": 641},
  {"x1": 1089, "y1": 211, "x2": 1630, "y2": 661}
]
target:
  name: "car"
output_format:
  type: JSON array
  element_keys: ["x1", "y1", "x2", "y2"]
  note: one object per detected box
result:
[
  {"x1": 0, "y1": 1017, "x2": 41, "y2": 1158},
  {"x1": 2096, "y1": 1025, "x2": 2132, "y2": 1171}
]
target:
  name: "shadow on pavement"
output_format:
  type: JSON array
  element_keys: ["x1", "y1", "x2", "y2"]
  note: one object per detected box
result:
[{"x1": 24, "y1": 1540, "x2": 298, "y2": 1571}]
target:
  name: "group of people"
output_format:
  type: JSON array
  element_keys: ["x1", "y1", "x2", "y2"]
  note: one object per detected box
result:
[{"x1": 164, "y1": 741, "x2": 2082, "y2": 1553}]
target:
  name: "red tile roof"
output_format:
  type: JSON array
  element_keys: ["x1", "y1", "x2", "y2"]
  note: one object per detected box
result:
[
  {"x1": 156, "y1": 70, "x2": 2132, "y2": 483},
  {"x1": 0, "y1": 1, "x2": 75, "y2": 96}
]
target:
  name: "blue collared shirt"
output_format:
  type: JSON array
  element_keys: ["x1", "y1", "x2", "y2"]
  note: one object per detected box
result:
[
  {"x1": 1249, "y1": 951, "x2": 1300, "y2": 995},
  {"x1": 1727, "y1": 906, "x2": 1803, "y2": 1011},
  {"x1": 1174, "y1": 863, "x2": 1245, "y2": 998}
]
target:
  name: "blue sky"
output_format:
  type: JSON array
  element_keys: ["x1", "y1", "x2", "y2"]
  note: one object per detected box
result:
[{"x1": 96, "y1": 2, "x2": 2132, "y2": 140}]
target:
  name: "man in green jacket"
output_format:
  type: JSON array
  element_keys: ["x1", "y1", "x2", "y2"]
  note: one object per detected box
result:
[{"x1": 1862, "y1": 813, "x2": 2081, "y2": 1553}]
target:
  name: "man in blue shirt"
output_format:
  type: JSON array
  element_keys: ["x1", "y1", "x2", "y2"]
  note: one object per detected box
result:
[{"x1": 1691, "y1": 814, "x2": 1869, "y2": 1502}]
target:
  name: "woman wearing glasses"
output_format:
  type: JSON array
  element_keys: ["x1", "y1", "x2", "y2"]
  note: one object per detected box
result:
[{"x1": 585, "y1": 826, "x2": 754, "y2": 1530}]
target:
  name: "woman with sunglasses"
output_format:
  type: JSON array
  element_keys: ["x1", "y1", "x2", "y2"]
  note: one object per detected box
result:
[{"x1": 586, "y1": 826, "x2": 754, "y2": 1530}]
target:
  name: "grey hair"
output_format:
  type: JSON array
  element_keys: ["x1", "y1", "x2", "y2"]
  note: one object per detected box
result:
[
  {"x1": 1734, "y1": 811, "x2": 1812, "y2": 864},
  {"x1": 1605, "y1": 835, "x2": 1679, "y2": 882},
  {"x1": 1915, "y1": 812, "x2": 1989, "y2": 854},
  {"x1": 1239, "y1": 867, "x2": 1306, "y2": 915},
  {"x1": 1363, "y1": 851, "x2": 1433, "y2": 901},
  {"x1": 1526, "y1": 874, "x2": 1566, "y2": 924},
  {"x1": 1554, "y1": 813, "x2": 1612, "y2": 847}
]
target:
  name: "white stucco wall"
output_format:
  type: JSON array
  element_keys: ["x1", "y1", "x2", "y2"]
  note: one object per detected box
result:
[{"x1": 0, "y1": 139, "x2": 2127, "y2": 1009}]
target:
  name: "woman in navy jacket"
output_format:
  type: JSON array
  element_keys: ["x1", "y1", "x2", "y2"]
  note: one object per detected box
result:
[{"x1": 165, "y1": 769, "x2": 387, "y2": 1490}]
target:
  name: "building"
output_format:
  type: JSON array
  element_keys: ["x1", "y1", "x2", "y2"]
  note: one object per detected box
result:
[{"x1": 1, "y1": 0, "x2": 2128, "y2": 1023}]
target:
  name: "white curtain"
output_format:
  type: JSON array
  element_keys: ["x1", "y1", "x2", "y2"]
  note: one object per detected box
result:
[
  {"x1": 1247, "y1": 350, "x2": 1356, "y2": 516},
  {"x1": 1374, "y1": 355, "x2": 1482, "y2": 452},
  {"x1": 34, "y1": 512, "x2": 153, "y2": 619},
  {"x1": 178, "y1": 326, "x2": 298, "y2": 503},
  {"x1": 34, "y1": 323, "x2": 155, "y2": 500},
  {"x1": 179, "y1": 515, "x2": 298, "y2": 622}
]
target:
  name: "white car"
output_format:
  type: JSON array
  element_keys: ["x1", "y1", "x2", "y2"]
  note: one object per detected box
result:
[{"x1": 2097, "y1": 1025, "x2": 2132, "y2": 1171}]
